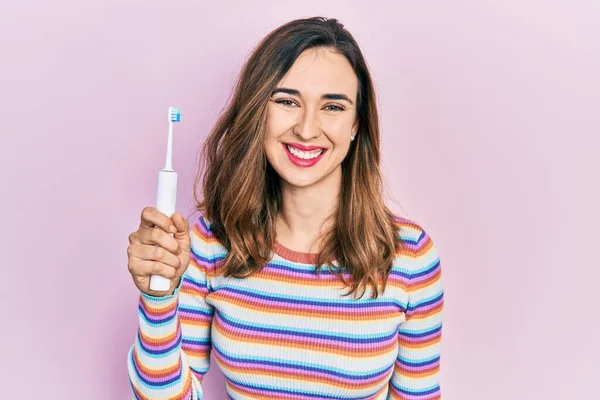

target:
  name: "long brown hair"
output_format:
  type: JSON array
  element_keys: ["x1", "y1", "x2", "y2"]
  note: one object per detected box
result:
[{"x1": 193, "y1": 16, "x2": 403, "y2": 299}]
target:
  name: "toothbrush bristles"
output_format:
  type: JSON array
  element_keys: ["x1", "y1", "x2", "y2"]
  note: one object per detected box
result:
[{"x1": 169, "y1": 107, "x2": 181, "y2": 123}]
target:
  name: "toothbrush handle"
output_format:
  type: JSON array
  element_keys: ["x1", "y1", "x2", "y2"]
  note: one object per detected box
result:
[{"x1": 149, "y1": 170, "x2": 178, "y2": 292}]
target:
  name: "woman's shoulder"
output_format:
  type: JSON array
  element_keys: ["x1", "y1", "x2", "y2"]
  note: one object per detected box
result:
[
  {"x1": 190, "y1": 211, "x2": 213, "y2": 239},
  {"x1": 391, "y1": 214, "x2": 432, "y2": 246},
  {"x1": 188, "y1": 210, "x2": 225, "y2": 255},
  {"x1": 390, "y1": 213, "x2": 440, "y2": 269}
]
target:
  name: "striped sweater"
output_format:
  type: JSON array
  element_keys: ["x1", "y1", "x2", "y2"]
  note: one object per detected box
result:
[{"x1": 127, "y1": 213, "x2": 444, "y2": 399}]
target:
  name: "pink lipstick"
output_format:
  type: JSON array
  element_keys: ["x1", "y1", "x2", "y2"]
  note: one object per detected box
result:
[{"x1": 282, "y1": 143, "x2": 327, "y2": 168}]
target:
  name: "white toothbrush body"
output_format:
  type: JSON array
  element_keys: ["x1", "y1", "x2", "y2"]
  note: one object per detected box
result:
[{"x1": 149, "y1": 107, "x2": 181, "y2": 292}]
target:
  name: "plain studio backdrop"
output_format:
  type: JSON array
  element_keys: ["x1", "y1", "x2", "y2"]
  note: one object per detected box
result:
[{"x1": 1, "y1": 0, "x2": 598, "y2": 399}]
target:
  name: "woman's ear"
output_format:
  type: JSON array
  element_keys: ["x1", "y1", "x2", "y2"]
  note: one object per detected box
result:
[
  {"x1": 352, "y1": 119, "x2": 359, "y2": 136},
  {"x1": 350, "y1": 120, "x2": 358, "y2": 142}
]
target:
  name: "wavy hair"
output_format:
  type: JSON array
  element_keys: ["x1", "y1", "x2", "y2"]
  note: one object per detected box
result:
[{"x1": 193, "y1": 16, "x2": 403, "y2": 299}]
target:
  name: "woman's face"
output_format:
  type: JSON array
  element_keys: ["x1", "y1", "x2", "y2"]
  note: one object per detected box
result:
[{"x1": 264, "y1": 47, "x2": 359, "y2": 190}]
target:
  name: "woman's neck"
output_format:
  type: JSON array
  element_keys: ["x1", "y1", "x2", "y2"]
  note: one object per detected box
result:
[{"x1": 276, "y1": 167, "x2": 341, "y2": 253}]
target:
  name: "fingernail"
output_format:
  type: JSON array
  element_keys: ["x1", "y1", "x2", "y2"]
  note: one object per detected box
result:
[{"x1": 170, "y1": 225, "x2": 177, "y2": 233}]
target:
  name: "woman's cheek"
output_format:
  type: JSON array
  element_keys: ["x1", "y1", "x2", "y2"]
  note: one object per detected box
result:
[{"x1": 323, "y1": 119, "x2": 350, "y2": 140}]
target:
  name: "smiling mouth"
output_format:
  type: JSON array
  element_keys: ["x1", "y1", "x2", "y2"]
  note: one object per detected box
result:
[
  {"x1": 282, "y1": 143, "x2": 327, "y2": 167},
  {"x1": 284, "y1": 144, "x2": 325, "y2": 159}
]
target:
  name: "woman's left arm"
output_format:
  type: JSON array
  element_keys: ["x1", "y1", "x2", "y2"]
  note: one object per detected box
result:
[{"x1": 388, "y1": 228, "x2": 445, "y2": 399}]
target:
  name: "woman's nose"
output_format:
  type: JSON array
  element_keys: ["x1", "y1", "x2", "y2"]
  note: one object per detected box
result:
[{"x1": 293, "y1": 108, "x2": 321, "y2": 140}]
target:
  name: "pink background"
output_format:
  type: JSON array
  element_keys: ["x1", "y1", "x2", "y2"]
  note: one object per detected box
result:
[{"x1": 1, "y1": 1, "x2": 598, "y2": 398}]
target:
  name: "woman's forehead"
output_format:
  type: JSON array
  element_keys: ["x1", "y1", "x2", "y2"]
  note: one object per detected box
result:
[{"x1": 277, "y1": 48, "x2": 358, "y2": 98}]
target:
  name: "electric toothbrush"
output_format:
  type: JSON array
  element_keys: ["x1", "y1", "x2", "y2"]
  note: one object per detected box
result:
[{"x1": 149, "y1": 106, "x2": 181, "y2": 292}]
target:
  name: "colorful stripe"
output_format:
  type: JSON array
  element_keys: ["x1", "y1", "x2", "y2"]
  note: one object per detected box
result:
[{"x1": 128, "y1": 213, "x2": 444, "y2": 399}]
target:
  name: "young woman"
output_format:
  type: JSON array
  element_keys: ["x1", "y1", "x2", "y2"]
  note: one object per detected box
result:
[{"x1": 126, "y1": 16, "x2": 444, "y2": 400}]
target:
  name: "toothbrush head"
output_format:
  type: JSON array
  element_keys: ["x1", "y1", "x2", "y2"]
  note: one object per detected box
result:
[{"x1": 168, "y1": 107, "x2": 181, "y2": 123}]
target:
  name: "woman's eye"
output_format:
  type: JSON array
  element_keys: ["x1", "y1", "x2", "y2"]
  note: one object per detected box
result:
[
  {"x1": 324, "y1": 104, "x2": 345, "y2": 112},
  {"x1": 275, "y1": 99, "x2": 297, "y2": 107}
]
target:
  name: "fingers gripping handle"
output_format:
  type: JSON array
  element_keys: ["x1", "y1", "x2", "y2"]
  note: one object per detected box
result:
[{"x1": 149, "y1": 170, "x2": 178, "y2": 292}]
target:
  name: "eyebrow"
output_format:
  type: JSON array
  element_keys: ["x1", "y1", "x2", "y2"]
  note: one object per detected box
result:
[{"x1": 272, "y1": 87, "x2": 354, "y2": 105}]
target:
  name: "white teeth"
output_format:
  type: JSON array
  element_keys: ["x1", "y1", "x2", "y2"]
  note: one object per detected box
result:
[{"x1": 286, "y1": 145, "x2": 323, "y2": 159}]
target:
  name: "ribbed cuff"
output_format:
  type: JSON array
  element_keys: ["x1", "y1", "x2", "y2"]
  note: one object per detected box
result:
[{"x1": 140, "y1": 276, "x2": 184, "y2": 307}]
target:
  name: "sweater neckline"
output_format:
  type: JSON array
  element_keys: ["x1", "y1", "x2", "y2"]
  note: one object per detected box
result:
[{"x1": 273, "y1": 240, "x2": 320, "y2": 264}]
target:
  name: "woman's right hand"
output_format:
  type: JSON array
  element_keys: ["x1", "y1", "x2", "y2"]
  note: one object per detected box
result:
[{"x1": 127, "y1": 207, "x2": 191, "y2": 297}]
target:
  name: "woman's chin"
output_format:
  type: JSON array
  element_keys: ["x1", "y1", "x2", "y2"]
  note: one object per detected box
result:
[{"x1": 280, "y1": 174, "x2": 319, "y2": 188}]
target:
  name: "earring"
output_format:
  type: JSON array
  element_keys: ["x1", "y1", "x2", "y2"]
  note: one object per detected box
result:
[{"x1": 350, "y1": 135, "x2": 355, "y2": 141}]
